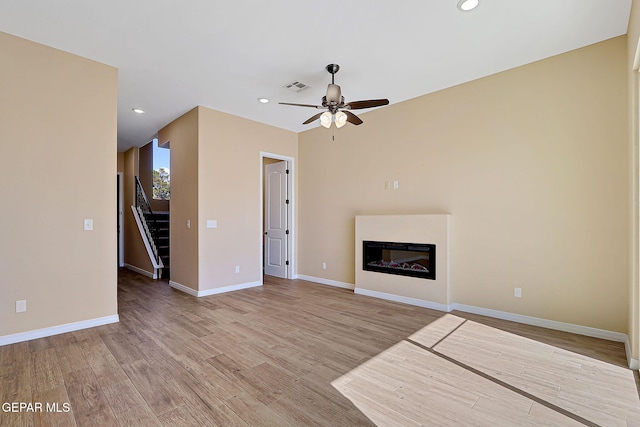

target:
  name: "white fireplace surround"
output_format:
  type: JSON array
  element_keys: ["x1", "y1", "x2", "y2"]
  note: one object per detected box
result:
[{"x1": 355, "y1": 214, "x2": 451, "y2": 308}]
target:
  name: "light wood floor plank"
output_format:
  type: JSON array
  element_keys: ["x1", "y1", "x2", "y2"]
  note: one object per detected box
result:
[
  {"x1": 1, "y1": 269, "x2": 637, "y2": 426},
  {"x1": 433, "y1": 318, "x2": 640, "y2": 426},
  {"x1": 62, "y1": 367, "x2": 118, "y2": 427},
  {"x1": 101, "y1": 379, "x2": 161, "y2": 427}
]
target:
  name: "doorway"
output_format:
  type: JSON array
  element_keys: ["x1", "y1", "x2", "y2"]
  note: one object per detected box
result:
[{"x1": 261, "y1": 152, "x2": 294, "y2": 279}]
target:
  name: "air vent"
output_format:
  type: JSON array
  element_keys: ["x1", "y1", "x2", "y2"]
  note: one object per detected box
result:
[{"x1": 283, "y1": 81, "x2": 311, "y2": 92}]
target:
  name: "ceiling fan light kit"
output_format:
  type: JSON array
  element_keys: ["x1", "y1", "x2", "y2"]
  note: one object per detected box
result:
[
  {"x1": 457, "y1": 0, "x2": 479, "y2": 11},
  {"x1": 279, "y1": 64, "x2": 389, "y2": 128},
  {"x1": 320, "y1": 112, "x2": 332, "y2": 128}
]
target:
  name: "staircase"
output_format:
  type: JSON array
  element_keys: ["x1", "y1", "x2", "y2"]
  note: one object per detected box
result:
[
  {"x1": 148, "y1": 212, "x2": 170, "y2": 278},
  {"x1": 134, "y1": 177, "x2": 170, "y2": 279}
]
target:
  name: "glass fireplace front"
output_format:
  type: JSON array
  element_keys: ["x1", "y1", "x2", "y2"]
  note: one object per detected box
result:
[{"x1": 363, "y1": 241, "x2": 435, "y2": 280}]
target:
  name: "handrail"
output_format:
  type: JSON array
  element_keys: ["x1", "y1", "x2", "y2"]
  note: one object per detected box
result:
[
  {"x1": 135, "y1": 177, "x2": 161, "y2": 265},
  {"x1": 131, "y1": 206, "x2": 164, "y2": 267},
  {"x1": 135, "y1": 176, "x2": 153, "y2": 215}
]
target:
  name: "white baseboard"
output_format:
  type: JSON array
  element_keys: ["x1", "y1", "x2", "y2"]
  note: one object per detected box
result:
[
  {"x1": 351, "y1": 289, "x2": 635, "y2": 368},
  {"x1": 450, "y1": 303, "x2": 628, "y2": 344},
  {"x1": 354, "y1": 288, "x2": 451, "y2": 312},
  {"x1": 625, "y1": 335, "x2": 639, "y2": 370},
  {"x1": 169, "y1": 280, "x2": 262, "y2": 297},
  {"x1": 169, "y1": 280, "x2": 198, "y2": 296},
  {"x1": 0, "y1": 315, "x2": 119, "y2": 347},
  {"x1": 297, "y1": 275, "x2": 355, "y2": 290},
  {"x1": 124, "y1": 264, "x2": 157, "y2": 279},
  {"x1": 198, "y1": 281, "x2": 262, "y2": 296}
]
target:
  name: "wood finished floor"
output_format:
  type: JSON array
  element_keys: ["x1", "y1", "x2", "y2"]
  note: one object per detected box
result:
[
  {"x1": 336, "y1": 314, "x2": 640, "y2": 426},
  {"x1": 0, "y1": 269, "x2": 636, "y2": 426}
]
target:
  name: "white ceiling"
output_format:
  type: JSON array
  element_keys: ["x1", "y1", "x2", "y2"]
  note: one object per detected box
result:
[{"x1": 0, "y1": 0, "x2": 632, "y2": 152}]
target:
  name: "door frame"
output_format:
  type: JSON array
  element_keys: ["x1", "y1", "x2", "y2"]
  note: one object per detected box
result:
[{"x1": 260, "y1": 151, "x2": 295, "y2": 281}]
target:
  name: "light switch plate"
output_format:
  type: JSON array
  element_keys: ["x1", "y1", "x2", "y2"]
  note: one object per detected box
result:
[
  {"x1": 83, "y1": 219, "x2": 93, "y2": 231},
  {"x1": 207, "y1": 220, "x2": 217, "y2": 229}
]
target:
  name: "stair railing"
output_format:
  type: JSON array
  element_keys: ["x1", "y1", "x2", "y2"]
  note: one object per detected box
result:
[{"x1": 135, "y1": 177, "x2": 162, "y2": 266}]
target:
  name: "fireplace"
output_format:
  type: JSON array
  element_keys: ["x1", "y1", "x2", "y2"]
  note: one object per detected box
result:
[{"x1": 363, "y1": 241, "x2": 436, "y2": 280}]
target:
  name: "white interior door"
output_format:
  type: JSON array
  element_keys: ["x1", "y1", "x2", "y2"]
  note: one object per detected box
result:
[{"x1": 264, "y1": 161, "x2": 288, "y2": 278}]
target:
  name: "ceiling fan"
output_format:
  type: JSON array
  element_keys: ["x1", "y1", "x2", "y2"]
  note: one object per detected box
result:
[{"x1": 280, "y1": 64, "x2": 389, "y2": 128}]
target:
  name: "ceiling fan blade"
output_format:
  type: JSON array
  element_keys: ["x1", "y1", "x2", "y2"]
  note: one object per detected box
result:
[
  {"x1": 279, "y1": 102, "x2": 323, "y2": 109},
  {"x1": 302, "y1": 112, "x2": 323, "y2": 125},
  {"x1": 344, "y1": 110, "x2": 363, "y2": 125},
  {"x1": 345, "y1": 99, "x2": 390, "y2": 110}
]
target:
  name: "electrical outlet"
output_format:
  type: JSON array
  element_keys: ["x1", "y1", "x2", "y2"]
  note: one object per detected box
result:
[
  {"x1": 322, "y1": 262, "x2": 327, "y2": 270},
  {"x1": 16, "y1": 300, "x2": 26, "y2": 313},
  {"x1": 514, "y1": 287, "x2": 522, "y2": 298},
  {"x1": 235, "y1": 265, "x2": 240, "y2": 273},
  {"x1": 186, "y1": 220, "x2": 191, "y2": 229},
  {"x1": 83, "y1": 219, "x2": 93, "y2": 231}
]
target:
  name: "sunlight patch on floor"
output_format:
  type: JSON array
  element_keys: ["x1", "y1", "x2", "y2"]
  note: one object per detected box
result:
[{"x1": 332, "y1": 315, "x2": 640, "y2": 426}]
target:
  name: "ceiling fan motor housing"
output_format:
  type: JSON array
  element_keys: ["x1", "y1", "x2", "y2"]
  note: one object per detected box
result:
[{"x1": 326, "y1": 84, "x2": 342, "y2": 104}]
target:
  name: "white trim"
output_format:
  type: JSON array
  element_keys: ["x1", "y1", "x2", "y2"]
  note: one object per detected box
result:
[
  {"x1": 260, "y1": 152, "x2": 295, "y2": 280},
  {"x1": 124, "y1": 263, "x2": 156, "y2": 279},
  {"x1": 0, "y1": 315, "x2": 119, "y2": 346},
  {"x1": 169, "y1": 280, "x2": 198, "y2": 296},
  {"x1": 450, "y1": 303, "x2": 628, "y2": 344},
  {"x1": 130, "y1": 205, "x2": 163, "y2": 271},
  {"x1": 354, "y1": 288, "x2": 450, "y2": 311},
  {"x1": 198, "y1": 281, "x2": 262, "y2": 297},
  {"x1": 352, "y1": 288, "x2": 634, "y2": 366},
  {"x1": 625, "y1": 335, "x2": 639, "y2": 370},
  {"x1": 170, "y1": 280, "x2": 262, "y2": 297},
  {"x1": 297, "y1": 275, "x2": 355, "y2": 290}
]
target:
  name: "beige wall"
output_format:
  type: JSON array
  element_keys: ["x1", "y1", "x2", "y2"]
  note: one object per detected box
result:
[
  {"x1": 0, "y1": 32, "x2": 118, "y2": 336},
  {"x1": 298, "y1": 36, "x2": 629, "y2": 333},
  {"x1": 139, "y1": 141, "x2": 154, "y2": 207},
  {"x1": 197, "y1": 107, "x2": 298, "y2": 290},
  {"x1": 158, "y1": 108, "x2": 199, "y2": 290},
  {"x1": 117, "y1": 152, "x2": 124, "y2": 173},
  {"x1": 123, "y1": 147, "x2": 154, "y2": 274},
  {"x1": 628, "y1": 0, "x2": 640, "y2": 361},
  {"x1": 158, "y1": 106, "x2": 297, "y2": 291}
]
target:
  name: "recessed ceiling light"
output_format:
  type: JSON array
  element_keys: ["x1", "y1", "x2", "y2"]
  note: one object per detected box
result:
[
  {"x1": 132, "y1": 108, "x2": 145, "y2": 114},
  {"x1": 457, "y1": 0, "x2": 479, "y2": 11},
  {"x1": 258, "y1": 98, "x2": 270, "y2": 104}
]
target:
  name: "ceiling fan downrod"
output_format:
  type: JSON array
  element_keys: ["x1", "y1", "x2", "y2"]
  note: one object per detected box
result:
[{"x1": 326, "y1": 64, "x2": 339, "y2": 84}]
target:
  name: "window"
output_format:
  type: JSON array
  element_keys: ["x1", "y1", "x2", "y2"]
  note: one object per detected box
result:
[{"x1": 152, "y1": 138, "x2": 170, "y2": 200}]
